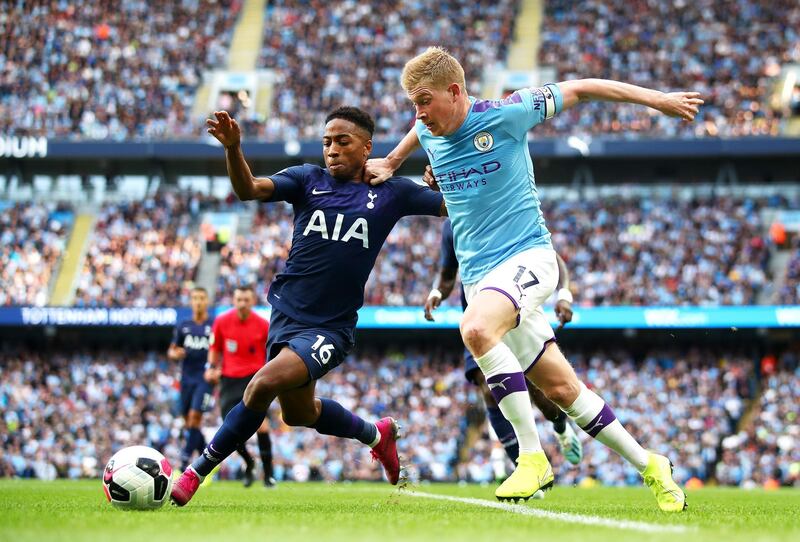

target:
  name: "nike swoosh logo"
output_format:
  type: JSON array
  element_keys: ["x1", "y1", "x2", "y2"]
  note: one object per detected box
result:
[{"x1": 312, "y1": 188, "x2": 333, "y2": 195}]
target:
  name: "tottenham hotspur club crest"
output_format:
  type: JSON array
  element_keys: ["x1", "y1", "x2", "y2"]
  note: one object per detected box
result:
[
  {"x1": 473, "y1": 131, "x2": 494, "y2": 152},
  {"x1": 367, "y1": 190, "x2": 377, "y2": 209}
]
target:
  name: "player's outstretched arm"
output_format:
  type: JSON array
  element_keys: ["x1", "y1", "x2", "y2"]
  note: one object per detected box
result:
[
  {"x1": 364, "y1": 127, "x2": 421, "y2": 185},
  {"x1": 557, "y1": 79, "x2": 704, "y2": 121},
  {"x1": 206, "y1": 111, "x2": 275, "y2": 201}
]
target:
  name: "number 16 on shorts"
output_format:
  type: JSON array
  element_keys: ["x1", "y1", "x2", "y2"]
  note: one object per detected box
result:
[{"x1": 311, "y1": 335, "x2": 334, "y2": 366}]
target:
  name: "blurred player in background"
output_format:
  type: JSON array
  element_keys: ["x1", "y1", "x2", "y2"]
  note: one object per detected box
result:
[
  {"x1": 168, "y1": 287, "x2": 214, "y2": 473},
  {"x1": 424, "y1": 216, "x2": 582, "y2": 471},
  {"x1": 171, "y1": 106, "x2": 447, "y2": 506},
  {"x1": 204, "y1": 285, "x2": 274, "y2": 488},
  {"x1": 367, "y1": 46, "x2": 701, "y2": 510}
]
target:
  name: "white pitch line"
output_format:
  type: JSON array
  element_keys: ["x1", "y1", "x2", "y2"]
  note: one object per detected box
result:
[{"x1": 403, "y1": 490, "x2": 694, "y2": 534}]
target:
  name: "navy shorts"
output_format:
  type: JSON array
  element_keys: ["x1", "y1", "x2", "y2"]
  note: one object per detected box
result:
[
  {"x1": 267, "y1": 308, "x2": 355, "y2": 382},
  {"x1": 463, "y1": 347, "x2": 482, "y2": 385},
  {"x1": 179, "y1": 379, "x2": 214, "y2": 416}
]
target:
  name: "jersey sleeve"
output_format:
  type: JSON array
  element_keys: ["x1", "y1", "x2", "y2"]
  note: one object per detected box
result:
[
  {"x1": 266, "y1": 165, "x2": 306, "y2": 204},
  {"x1": 171, "y1": 323, "x2": 183, "y2": 347},
  {"x1": 439, "y1": 219, "x2": 458, "y2": 271},
  {"x1": 499, "y1": 83, "x2": 563, "y2": 140},
  {"x1": 209, "y1": 319, "x2": 223, "y2": 354},
  {"x1": 392, "y1": 177, "x2": 444, "y2": 217}
]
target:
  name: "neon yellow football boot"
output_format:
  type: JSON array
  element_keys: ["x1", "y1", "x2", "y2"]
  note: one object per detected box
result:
[
  {"x1": 641, "y1": 452, "x2": 687, "y2": 512},
  {"x1": 495, "y1": 451, "x2": 554, "y2": 502}
]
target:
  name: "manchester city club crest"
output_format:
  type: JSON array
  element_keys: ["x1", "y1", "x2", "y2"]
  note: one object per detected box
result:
[{"x1": 473, "y1": 131, "x2": 494, "y2": 152}]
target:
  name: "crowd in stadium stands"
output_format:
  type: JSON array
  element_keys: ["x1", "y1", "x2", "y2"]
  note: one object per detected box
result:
[
  {"x1": 4, "y1": 1, "x2": 798, "y2": 142},
  {"x1": 216, "y1": 194, "x2": 791, "y2": 308},
  {"x1": 249, "y1": 0, "x2": 520, "y2": 141},
  {"x1": 777, "y1": 237, "x2": 800, "y2": 305},
  {"x1": 73, "y1": 193, "x2": 202, "y2": 308},
  {"x1": 0, "y1": 202, "x2": 73, "y2": 307},
  {"x1": 716, "y1": 351, "x2": 800, "y2": 487},
  {"x1": 1, "y1": 346, "x2": 797, "y2": 487},
  {"x1": 0, "y1": 0, "x2": 239, "y2": 140},
  {"x1": 3, "y1": 191, "x2": 796, "y2": 308},
  {"x1": 0, "y1": 347, "x2": 467, "y2": 482},
  {"x1": 544, "y1": 195, "x2": 778, "y2": 306},
  {"x1": 538, "y1": 0, "x2": 800, "y2": 139}
]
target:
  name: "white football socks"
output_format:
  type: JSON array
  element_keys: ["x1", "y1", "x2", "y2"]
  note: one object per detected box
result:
[
  {"x1": 563, "y1": 382, "x2": 649, "y2": 472},
  {"x1": 475, "y1": 342, "x2": 543, "y2": 455}
]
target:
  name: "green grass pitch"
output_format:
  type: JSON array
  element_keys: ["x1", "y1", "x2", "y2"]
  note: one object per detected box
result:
[{"x1": 1, "y1": 480, "x2": 798, "y2": 542}]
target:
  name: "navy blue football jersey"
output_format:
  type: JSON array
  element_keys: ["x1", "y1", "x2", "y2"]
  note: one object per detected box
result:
[
  {"x1": 265, "y1": 164, "x2": 443, "y2": 327},
  {"x1": 440, "y1": 218, "x2": 467, "y2": 310},
  {"x1": 171, "y1": 318, "x2": 213, "y2": 382}
]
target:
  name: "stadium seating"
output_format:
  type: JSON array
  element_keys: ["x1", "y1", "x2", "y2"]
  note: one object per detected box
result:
[
  {"x1": 1, "y1": 346, "x2": 796, "y2": 487},
  {"x1": 0, "y1": 0, "x2": 240, "y2": 140},
  {"x1": 0, "y1": 202, "x2": 73, "y2": 306},
  {"x1": 537, "y1": 0, "x2": 799, "y2": 139},
  {"x1": 74, "y1": 195, "x2": 202, "y2": 307},
  {"x1": 252, "y1": 0, "x2": 520, "y2": 141}
]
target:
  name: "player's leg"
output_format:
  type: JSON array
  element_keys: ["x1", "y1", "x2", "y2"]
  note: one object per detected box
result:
[
  {"x1": 469, "y1": 368, "x2": 520, "y2": 463},
  {"x1": 276, "y1": 347, "x2": 401, "y2": 484},
  {"x1": 172, "y1": 348, "x2": 309, "y2": 505},
  {"x1": 527, "y1": 384, "x2": 582, "y2": 465},
  {"x1": 255, "y1": 419, "x2": 274, "y2": 487},
  {"x1": 460, "y1": 289, "x2": 544, "y2": 459},
  {"x1": 182, "y1": 381, "x2": 213, "y2": 468},
  {"x1": 218, "y1": 378, "x2": 256, "y2": 486},
  {"x1": 526, "y1": 344, "x2": 686, "y2": 511},
  {"x1": 178, "y1": 382, "x2": 196, "y2": 471}
]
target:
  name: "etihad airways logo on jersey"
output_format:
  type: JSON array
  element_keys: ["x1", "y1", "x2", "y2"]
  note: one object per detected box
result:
[
  {"x1": 434, "y1": 160, "x2": 502, "y2": 193},
  {"x1": 302, "y1": 210, "x2": 369, "y2": 248}
]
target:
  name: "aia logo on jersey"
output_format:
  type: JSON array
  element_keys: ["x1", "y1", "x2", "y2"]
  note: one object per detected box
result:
[
  {"x1": 473, "y1": 131, "x2": 494, "y2": 152},
  {"x1": 302, "y1": 210, "x2": 369, "y2": 248}
]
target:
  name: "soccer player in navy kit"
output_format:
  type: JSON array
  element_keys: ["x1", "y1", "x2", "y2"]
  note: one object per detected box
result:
[
  {"x1": 425, "y1": 218, "x2": 583, "y2": 471},
  {"x1": 171, "y1": 106, "x2": 447, "y2": 506},
  {"x1": 167, "y1": 287, "x2": 214, "y2": 472}
]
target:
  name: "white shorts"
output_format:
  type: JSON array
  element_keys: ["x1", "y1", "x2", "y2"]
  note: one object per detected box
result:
[{"x1": 463, "y1": 247, "x2": 558, "y2": 372}]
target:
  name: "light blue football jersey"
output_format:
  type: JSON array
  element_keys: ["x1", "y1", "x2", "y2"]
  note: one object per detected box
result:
[{"x1": 416, "y1": 84, "x2": 562, "y2": 285}]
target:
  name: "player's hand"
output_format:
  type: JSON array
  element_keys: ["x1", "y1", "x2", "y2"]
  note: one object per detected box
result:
[
  {"x1": 654, "y1": 92, "x2": 704, "y2": 121},
  {"x1": 555, "y1": 300, "x2": 573, "y2": 331},
  {"x1": 363, "y1": 158, "x2": 395, "y2": 186},
  {"x1": 206, "y1": 110, "x2": 242, "y2": 148},
  {"x1": 423, "y1": 165, "x2": 440, "y2": 192},
  {"x1": 204, "y1": 367, "x2": 221, "y2": 385},
  {"x1": 171, "y1": 347, "x2": 187, "y2": 360},
  {"x1": 424, "y1": 292, "x2": 442, "y2": 321}
]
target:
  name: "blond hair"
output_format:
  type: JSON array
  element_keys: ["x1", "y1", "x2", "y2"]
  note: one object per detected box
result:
[{"x1": 401, "y1": 46, "x2": 466, "y2": 92}]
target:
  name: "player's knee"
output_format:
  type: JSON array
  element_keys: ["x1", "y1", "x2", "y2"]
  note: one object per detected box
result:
[
  {"x1": 185, "y1": 411, "x2": 202, "y2": 428},
  {"x1": 460, "y1": 318, "x2": 494, "y2": 356},
  {"x1": 544, "y1": 380, "x2": 581, "y2": 408},
  {"x1": 244, "y1": 372, "x2": 281, "y2": 406}
]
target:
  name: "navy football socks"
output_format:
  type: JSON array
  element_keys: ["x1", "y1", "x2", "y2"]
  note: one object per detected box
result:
[
  {"x1": 192, "y1": 402, "x2": 265, "y2": 477},
  {"x1": 312, "y1": 398, "x2": 377, "y2": 446},
  {"x1": 486, "y1": 405, "x2": 520, "y2": 462},
  {"x1": 180, "y1": 427, "x2": 205, "y2": 469}
]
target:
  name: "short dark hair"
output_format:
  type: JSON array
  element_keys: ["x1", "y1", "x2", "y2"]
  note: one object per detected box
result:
[
  {"x1": 325, "y1": 106, "x2": 375, "y2": 137},
  {"x1": 191, "y1": 286, "x2": 207, "y2": 294},
  {"x1": 234, "y1": 284, "x2": 254, "y2": 293}
]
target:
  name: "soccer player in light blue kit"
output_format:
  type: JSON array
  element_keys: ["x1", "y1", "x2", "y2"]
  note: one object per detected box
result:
[{"x1": 367, "y1": 47, "x2": 702, "y2": 511}]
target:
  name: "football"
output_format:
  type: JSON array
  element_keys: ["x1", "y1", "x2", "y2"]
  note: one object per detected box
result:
[{"x1": 102, "y1": 446, "x2": 174, "y2": 510}]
